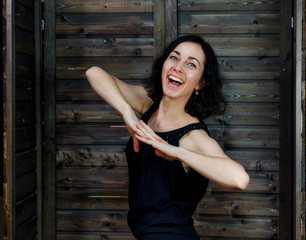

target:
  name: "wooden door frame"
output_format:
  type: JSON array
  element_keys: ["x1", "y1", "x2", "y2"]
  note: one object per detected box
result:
[
  {"x1": 4, "y1": 0, "x2": 16, "y2": 239},
  {"x1": 279, "y1": 0, "x2": 304, "y2": 239}
]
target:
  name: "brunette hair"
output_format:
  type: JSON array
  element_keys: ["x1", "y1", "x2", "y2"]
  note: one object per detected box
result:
[{"x1": 145, "y1": 35, "x2": 226, "y2": 120}]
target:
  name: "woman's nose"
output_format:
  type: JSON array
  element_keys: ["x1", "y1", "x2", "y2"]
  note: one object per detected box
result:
[{"x1": 174, "y1": 62, "x2": 183, "y2": 72}]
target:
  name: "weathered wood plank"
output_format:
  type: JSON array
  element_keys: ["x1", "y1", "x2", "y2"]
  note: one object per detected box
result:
[
  {"x1": 15, "y1": 27, "x2": 35, "y2": 56},
  {"x1": 204, "y1": 37, "x2": 280, "y2": 57},
  {"x1": 57, "y1": 234, "x2": 135, "y2": 240},
  {"x1": 194, "y1": 216, "x2": 278, "y2": 238},
  {"x1": 56, "y1": 14, "x2": 154, "y2": 35},
  {"x1": 16, "y1": 53, "x2": 35, "y2": 78},
  {"x1": 16, "y1": 77, "x2": 35, "y2": 102},
  {"x1": 165, "y1": 0, "x2": 177, "y2": 45},
  {"x1": 15, "y1": 2, "x2": 34, "y2": 33},
  {"x1": 56, "y1": 145, "x2": 127, "y2": 168},
  {"x1": 16, "y1": 216, "x2": 37, "y2": 240},
  {"x1": 56, "y1": 102, "x2": 279, "y2": 125},
  {"x1": 56, "y1": 56, "x2": 279, "y2": 80},
  {"x1": 57, "y1": 168, "x2": 278, "y2": 194},
  {"x1": 15, "y1": 126, "x2": 36, "y2": 153},
  {"x1": 178, "y1": 13, "x2": 280, "y2": 34},
  {"x1": 56, "y1": 124, "x2": 279, "y2": 149},
  {"x1": 56, "y1": 58, "x2": 153, "y2": 79},
  {"x1": 56, "y1": 79, "x2": 279, "y2": 103},
  {"x1": 16, "y1": 171, "x2": 36, "y2": 202},
  {"x1": 16, "y1": 103, "x2": 36, "y2": 127},
  {"x1": 56, "y1": 0, "x2": 153, "y2": 13},
  {"x1": 178, "y1": 0, "x2": 280, "y2": 11},
  {"x1": 222, "y1": 80, "x2": 279, "y2": 103},
  {"x1": 16, "y1": 150, "x2": 36, "y2": 177},
  {"x1": 56, "y1": 210, "x2": 277, "y2": 238},
  {"x1": 44, "y1": 0, "x2": 57, "y2": 239},
  {"x1": 57, "y1": 189, "x2": 278, "y2": 217},
  {"x1": 56, "y1": 145, "x2": 279, "y2": 171},
  {"x1": 16, "y1": 194, "x2": 36, "y2": 226},
  {"x1": 56, "y1": 38, "x2": 154, "y2": 57}
]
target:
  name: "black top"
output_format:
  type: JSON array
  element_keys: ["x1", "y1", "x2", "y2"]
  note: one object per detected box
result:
[{"x1": 125, "y1": 103, "x2": 210, "y2": 239}]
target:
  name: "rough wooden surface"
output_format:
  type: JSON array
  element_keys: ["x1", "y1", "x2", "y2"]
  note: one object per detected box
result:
[{"x1": 54, "y1": 0, "x2": 282, "y2": 239}]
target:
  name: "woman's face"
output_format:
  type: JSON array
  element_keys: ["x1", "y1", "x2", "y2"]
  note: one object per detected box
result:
[{"x1": 161, "y1": 41, "x2": 205, "y2": 101}]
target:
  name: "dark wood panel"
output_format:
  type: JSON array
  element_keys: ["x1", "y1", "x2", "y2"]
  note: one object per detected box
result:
[
  {"x1": 17, "y1": 0, "x2": 34, "y2": 9},
  {"x1": 56, "y1": 102, "x2": 279, "y2": 125},
  {"x1": 16, "y1": 126, "x2": 36, "y2": 153},
  {"x1": 194, "y1": 216, "x2": 278, "y2": 239},
  {"x1": 16, "y1": 77, "x2": 35, "y2": 102},
  {"x1": 56, "y1": 210, "x2": 277, "y2": 238},
  {"x1": 15, "y1": 2, "x2": 34, "y2": 33},
  {"x1": 57, "y1": 189, "x2": 278, "y2": 217},
  {"x1": 222, "y1": 80, "x2": 279, "y2": 103},
  {"x1": 15, "y1": 27, "x2": 35, "y2": 56},
  {"x1": 204, "y1": 37, "x2": 280, "y2": 57},
  {"x1": 56, "y1": 79, "x2": 279, "y2": 103},
  {"x1": 56, "y1": 58, "x2": 153, "y2": 79},
  {"x1": 16, "y1": 172, "x2": 36, "y2": 202},
  {"x1": 56, "y1": 14, "x2": 153, "y2": 35},
  {"x1": 16, "y1": 150, "x2": 36, "y2": 177},
  {"x1": 57, "y1": 234, "x2": 135, "y2": 240},
  {"x1": 57, "y1": 168, "x2": 278, "y2": 194},
  {"x1": 56, "y1": 145, "x2": 127, "y2": 168},
  {"x1": 178, "y1": 0, "x2": 280, "y2": 11},
  {"x1": 56, "y1": 38, "x2": 154, "y2": 57},
  {"x1": 16, "y1": 216, "x2": 37, "y2": 240},
  {"x1": 56, "y1": 124, "x2": 279, "y2": 149},
  {"x1": 16, "y1": 103, "x2": 36, "y2": 127},
  {"x1": 16, "y1": 194, "x2": 37, "y2": 226},
  {"x1": 56, "y1": 0, "x2": 153, "y2": 13},
  {"x1": 56, "y1": 145, "x2": 279, "y2": 171},
  {"x1": 16, "y1": 53, "x2": 35, "y2": 78},
  {"x1": 179, "y1": 13, "x2": 280, "y2": 34}
]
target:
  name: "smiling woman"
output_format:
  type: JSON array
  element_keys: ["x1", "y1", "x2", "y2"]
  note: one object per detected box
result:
[{"x1": 86, "y1": 35, "x2": 249, "y2": 240}]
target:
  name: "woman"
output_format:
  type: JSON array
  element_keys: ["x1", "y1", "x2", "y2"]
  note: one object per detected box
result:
[{"x1": 86, "y1": 35, "x2": 250, "y2": 240}]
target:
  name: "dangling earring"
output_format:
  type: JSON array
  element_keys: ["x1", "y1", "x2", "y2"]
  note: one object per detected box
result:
[{"x1": 195, "y1": 90, "x2": 199, "y2": 95}]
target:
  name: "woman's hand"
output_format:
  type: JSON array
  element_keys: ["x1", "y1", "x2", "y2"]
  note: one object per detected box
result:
[
  {"x1": 135, "y1": 120, "x2": 178, "y2": 161},
  {"x1": 122, "y1": 107, "x2": 141, "y2": 152}
]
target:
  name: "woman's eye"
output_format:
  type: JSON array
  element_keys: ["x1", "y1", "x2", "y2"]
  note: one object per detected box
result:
[
  {"x1": 170, "y1": 56, "x2": 177, "y2": 61},
  {"x1": 188, "y1": 62, "x2": 196, "y2": 68}
]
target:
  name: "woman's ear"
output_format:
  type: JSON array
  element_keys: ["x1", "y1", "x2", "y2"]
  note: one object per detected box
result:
[{"x1": 196, "y1": 78, "x2": 206, "y2": 91}]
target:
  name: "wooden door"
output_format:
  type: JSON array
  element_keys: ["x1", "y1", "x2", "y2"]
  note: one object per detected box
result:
[{"x1": 3, "y1": 0, "x2": 42, "y2": 239}]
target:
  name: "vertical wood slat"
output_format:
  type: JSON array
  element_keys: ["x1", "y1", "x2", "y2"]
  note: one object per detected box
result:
[
  {"x1": 165, "y1": 0, "x2": 177, "y2": 46},
  {"x1": 154, "y1": 0, "x2": 177, "y2": 59},
  {"x1": 293, "y1": 0, "x2": 304, "y2": 239},
  {"x1": 279, "y1": 0, "x2": 294, "y2": 239},
  {"x1": 35, "y1": 0, "x2": 42, "y2": 239},
  {"x1": 154, "y1": 0, "x2": 165, "y2": 59},
  {"x1": 4, "y1": 0, "x2": 16, "y2": 239},
  {"x1": 44, "y1": 0, "x2": 56, "y2": 239}
]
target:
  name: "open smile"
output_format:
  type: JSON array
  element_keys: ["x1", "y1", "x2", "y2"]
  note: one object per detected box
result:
[{"x1": 168, "y1": 75, "x2": 184, "y2": 87}]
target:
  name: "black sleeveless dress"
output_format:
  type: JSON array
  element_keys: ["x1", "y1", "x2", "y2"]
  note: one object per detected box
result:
[{"x1": 125, "y1": 103, "x2": 210, "y2": 240}]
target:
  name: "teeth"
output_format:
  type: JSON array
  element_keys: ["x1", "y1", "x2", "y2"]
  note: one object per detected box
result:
[{"x1": 169, "y1": 76, "x2": 184, "y2": 84}]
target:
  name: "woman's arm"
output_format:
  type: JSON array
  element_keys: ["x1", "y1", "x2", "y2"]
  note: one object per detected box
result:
[
  {"x1": 135, "y1": 120, "x2": 249, "y2": 191},
  {"x1": 86, "y1": 66, "x2": 152, "y2": 151}
]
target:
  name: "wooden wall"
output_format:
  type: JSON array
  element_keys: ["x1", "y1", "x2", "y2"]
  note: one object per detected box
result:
[
  {"x1": 55, "y1": 0, "x2": 280, "y2": 239},
  {"x1": 3, "y1": 0, "x2": 40, "y2": 239}
]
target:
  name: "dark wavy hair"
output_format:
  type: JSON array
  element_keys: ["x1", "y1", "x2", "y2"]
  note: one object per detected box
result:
[{"x1": 144, "y1": 35, "x2": 226, "y2": 120}]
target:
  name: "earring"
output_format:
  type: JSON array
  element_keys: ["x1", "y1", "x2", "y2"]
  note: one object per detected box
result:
[{"x1": 195, "y1": 90, "x2": 199, "y2": 95}]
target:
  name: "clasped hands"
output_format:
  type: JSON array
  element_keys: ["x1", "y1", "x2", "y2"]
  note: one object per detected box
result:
[{"x1": 124, "y1": 112, "x2": 177, "y2": 161}]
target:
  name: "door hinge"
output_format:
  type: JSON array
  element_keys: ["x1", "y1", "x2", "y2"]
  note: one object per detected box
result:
[
  {"x1": 291, "y1": 17, "x2": 294, "y2": 29},
  {"x1": 41, "y1": 19, "x2": 45, "y2": 31}
]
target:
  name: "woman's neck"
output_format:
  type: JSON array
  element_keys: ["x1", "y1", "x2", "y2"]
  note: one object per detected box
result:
[{"x1": 148, "y1": 97, "x2": 198, "y2": 132}]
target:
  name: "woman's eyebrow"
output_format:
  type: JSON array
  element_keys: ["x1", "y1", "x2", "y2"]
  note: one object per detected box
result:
[{"x1": 172, "y1": 50, "x2": 200, "y2": 65}]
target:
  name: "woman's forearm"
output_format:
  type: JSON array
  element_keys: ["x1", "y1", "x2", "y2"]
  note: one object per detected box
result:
[
  {"x1": 86, "y1": 66, "x2": 131, "y2": 116},
  {"x1": 176, "y1": 147, "x2": 250, "y2": 191}
]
